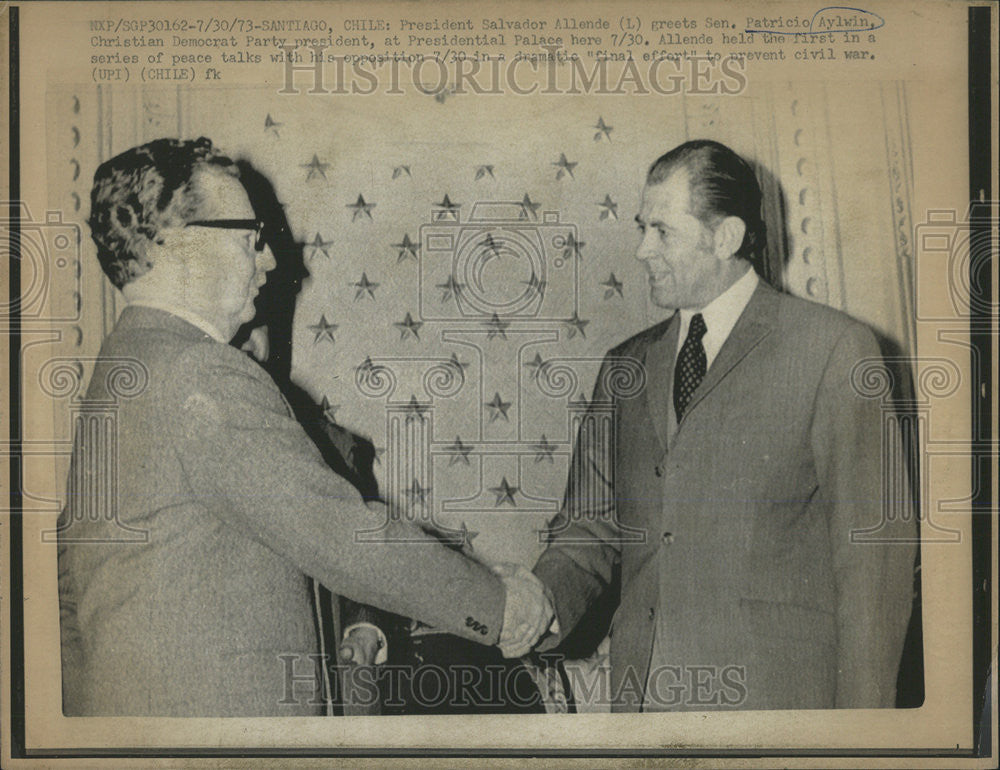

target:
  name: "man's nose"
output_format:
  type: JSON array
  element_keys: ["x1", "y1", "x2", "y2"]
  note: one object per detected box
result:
[
  {"x1": 635, "y1": 230, "x2": 658, "y2": 262},
  {"x1": 259, "y1": 246, "x2": 277, "y2": 272}
]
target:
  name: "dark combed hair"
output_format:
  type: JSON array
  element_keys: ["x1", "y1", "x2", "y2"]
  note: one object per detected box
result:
[
  {"x1": 647, "y1": 140, "x2": 766, "y2": 271},
  {"x1": 88, "y1": 137, "x2": 238, "y2": 288}
]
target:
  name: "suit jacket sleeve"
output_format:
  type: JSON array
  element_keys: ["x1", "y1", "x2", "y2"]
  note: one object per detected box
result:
[
  {"x1": 533, "y1": 355, "x2": 624, "y2": 649},
  {"x1": 811, "y1": 324, "x2": 917, "y2": 708},
  {"x1": 56, "y1": 514, "x2": 83, "y2": 708},
  {"x1": 166, "y1": 344, "x2": 505, "y2": 646},
  {"x1": 301, "y1": 408, "x2": 401, "y2": 639}
]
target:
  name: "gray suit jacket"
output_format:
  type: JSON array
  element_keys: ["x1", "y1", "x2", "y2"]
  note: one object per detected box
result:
[
  {"x1": 534, "y1": 281, "x2": 917, "y2": 711},
  {"x1": 58, "y1": 306, "x2": 504, "y2": 716}
]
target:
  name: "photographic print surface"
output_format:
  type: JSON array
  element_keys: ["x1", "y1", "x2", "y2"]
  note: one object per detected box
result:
[{"x1": 2, "y1": 0, "x2": 996, "y2": 766}]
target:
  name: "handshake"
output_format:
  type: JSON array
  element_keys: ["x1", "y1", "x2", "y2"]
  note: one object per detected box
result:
[{"x1": 493, "y1": 562, "x2": 559, "y2": 658}]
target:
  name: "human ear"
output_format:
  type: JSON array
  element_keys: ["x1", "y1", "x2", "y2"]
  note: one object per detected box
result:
[{"x1": 713, "y1": 216, "x2": 747, "y2": 260}]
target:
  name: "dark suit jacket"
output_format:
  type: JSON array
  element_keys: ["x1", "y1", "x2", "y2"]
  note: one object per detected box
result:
[
  {"x1": 534, "y1": 281, "x2": 917, "y2": 711},
  {"x1": 57, "y1": 306, "x2": 504, "y2": 716}
]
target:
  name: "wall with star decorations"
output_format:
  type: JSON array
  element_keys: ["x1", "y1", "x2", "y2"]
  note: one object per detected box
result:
[{"x1": 47, "y1": 80, "x2": 917, "y2": 569}]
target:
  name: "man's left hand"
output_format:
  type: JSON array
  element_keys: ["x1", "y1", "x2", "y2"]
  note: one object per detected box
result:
[
  {"x1": 494, "y1": 562, "x2": 556, "y2": 658},
  {"x1": 339, "y1": 625, "x2": 385, "y2": 666}
]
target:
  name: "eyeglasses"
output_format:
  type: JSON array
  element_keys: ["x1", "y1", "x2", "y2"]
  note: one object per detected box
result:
[{"x1": 186, "y1": 218, "x2": 266, "y2": 251}]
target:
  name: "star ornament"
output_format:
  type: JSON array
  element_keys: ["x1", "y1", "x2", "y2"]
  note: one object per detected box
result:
[
  {"x1": 524, "y1": 352, "x2": 548, "y2": 380},
  {"x1": 308, "y1": 314, "x2": 338, "y2": 344},
  {"x1": 519, "y1": 193, "x2": 541, "y2": 221},
  {"x1": 565, "y1": 312, "x2": 589, "y2": 339},
  {"x1": 602, "y1": 272, "x2": 624, "y2": 299},
  {"x1": 489, "y1": 476, "x2": 519, "y2": 506},
  {"x1": 522, "y1": 271, "x2": 547, "y2": 298},
  {"x1": 570, "y1": 393, "x2": 592, "y2": 410},
  {"x1": 393, "y1": 233, "x2": 421, "y2": 263},
  {"x1": 593, "y1": 116, "x2": 613, "y2": 141},
  {"x1": 320, "y1": 396, "x2": 341, "y2": 423},
  {"x1": 347, "y1": 194, "x2": 376, "y2": 221},
  {"x1": 403, "y1": 394, "x2": 428, "y2": 423},
  {"x1": 445, "y1": 436, "x2": 473, "y2": 466},
  {"x1": 597, "y1": 194, "x2": 619, "y2": 221},
  {"x1": 301, "y1": 154, "x2": 330, "y2": 181},
  {"x1": 356, "y1": 357, "x2": 382, "y2": 390},
  {"x1": 562, "y1": 232, "x2": 585, "y2": 260},
  {"x1": 434, "y1": 194, "x2": 461, "y2": 221},
  {"x1": 392, "y1": 165, "x2": 411, "y2": 179},
  {"x1": 437, "y1": 274, "x2": 465, "y2": 302},
  {"x1": 532, "y1": 435, "x2": 557, "y2": 463},
  {"x1": 264, "y1": 113, "x2": 282, "y2": 137},
  {"x1": 479, "y1": 233, "x2": 503, "y2": 258},
  {"x1": 484, "y1": 392, "x2": 512, "y2": 423},
  {"x1": 404, "y1": 478, "x2": 431, "y2": 506},
  {"x1": 308, "y1": 232, "x2": 333, "y2": 260},
  {"x1": 459, "y1": 520, "x2": 479, "y2": 549},
  {"x1": 484, "y1": 313, "x2": 510, "y2": 340},
  {"x1": 352, "y1": 272, "x2": 379, "y2": 300},
  {"x1": 475, "y1": 164, "x2": 495, "y2": 180},
  {"x1": 446, "y1": 352, "x2": 469, "y2": 375},
  {"x1": 394, "y1": 311, "x2": 423, "y2": 341},
  {"x1": 552, "y1": 152, "x2": 578, "y2": 180}
]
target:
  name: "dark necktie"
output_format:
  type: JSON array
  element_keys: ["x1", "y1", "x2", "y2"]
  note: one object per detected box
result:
[{"x1": 673, "y1": 313, "x2": 707, "y2": 421}]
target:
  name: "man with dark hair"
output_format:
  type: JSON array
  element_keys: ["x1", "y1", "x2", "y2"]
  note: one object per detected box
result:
[
  {"x1": 529, "y1": 139, "x2": 917, "y2": 711},
  {"x1": 58, "y1": 138, "x2": 553, "y2": 716},
  {"x1": 645, "y1": 140, "x2": 767, "y2": 271}
]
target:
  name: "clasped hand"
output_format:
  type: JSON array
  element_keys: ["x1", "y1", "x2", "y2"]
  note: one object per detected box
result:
[
  {"x1": 493, "y1": 562, "x2": 556, "y2": 658},
  {"x1": 339, "y1": 625, "x2": 384, "y2": 666}
]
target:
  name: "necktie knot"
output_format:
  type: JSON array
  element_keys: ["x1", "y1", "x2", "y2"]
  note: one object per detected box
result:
[{"x1": 688, "y1": 313, "x2": 707, "y2": 341}]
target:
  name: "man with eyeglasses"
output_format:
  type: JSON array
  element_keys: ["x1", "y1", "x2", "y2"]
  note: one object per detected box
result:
[{"x1": 57, "y1": 137, "x2": 553, "y2": 716}]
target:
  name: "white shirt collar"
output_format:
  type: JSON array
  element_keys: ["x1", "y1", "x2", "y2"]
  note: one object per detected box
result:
[
  {"x1": 676, "y1": 266, "x2": 759, "y2": 370},
  {"x1": 126, "y1": 300, "x2": 229, "y2": 343}
]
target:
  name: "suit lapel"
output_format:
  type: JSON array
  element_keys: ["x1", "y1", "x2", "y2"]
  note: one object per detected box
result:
[
  {"x1": 642, "y1": 313, "x2": 680, "y2": 456},
  {"x1": 681, "y1": 281, "x2": 779, "y2": 421}
]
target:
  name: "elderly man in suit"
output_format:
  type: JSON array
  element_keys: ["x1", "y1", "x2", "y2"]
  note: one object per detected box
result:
[
  {"x1": 57, "y1": 137, "x2": 553, "y2": 716},
  {"x1": 530, "y1": 140, "x2": 917, "y2": 711}
]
